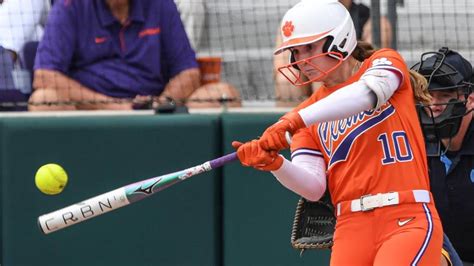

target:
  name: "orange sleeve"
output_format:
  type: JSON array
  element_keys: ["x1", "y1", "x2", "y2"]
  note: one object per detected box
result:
[
  {"x1": 364, "y1": 48, "x2": 409, "y2": 89},
  {"x1": 290, "y1": 127, "x2": 323, "y2": 160},
  {"x1": 364, "y1": 48, "x2": 415, "y2": 108}
]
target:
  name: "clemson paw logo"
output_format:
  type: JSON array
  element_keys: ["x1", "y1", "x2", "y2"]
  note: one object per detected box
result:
[
  {"x1": 282, "y1": 21, "x2": 294, "y2": 37},
  {"x1": 372, "y1": 58, "x2": 393, "y2": 66}
]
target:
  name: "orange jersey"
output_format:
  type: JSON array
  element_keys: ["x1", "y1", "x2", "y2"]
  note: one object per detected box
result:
[{"x1": 291, "y1": 49, "x2": 430, "y2": 204}]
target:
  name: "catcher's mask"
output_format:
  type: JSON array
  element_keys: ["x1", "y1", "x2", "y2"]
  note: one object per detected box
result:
[
  {"x1": 411, "y1": 47, "x2": 473, "y2": 143},
  {"x1": 275, "y1": 0, "x2": 357, "y2": 86}
]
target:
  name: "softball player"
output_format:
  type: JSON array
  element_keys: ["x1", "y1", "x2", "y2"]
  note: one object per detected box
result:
[{"x1": 232, "y1": 1, "x2": 443, "y2": 265}]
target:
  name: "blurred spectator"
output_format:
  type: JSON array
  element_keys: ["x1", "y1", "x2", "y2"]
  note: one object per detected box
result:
[
  {"x1": 0, "y1": 0, "x2": 49, "y2": 109},
  {"x1": 339, "y1": 0, "x2": 392, "y2": 49},
  {"x1": 187, "y1": 82, "x2": 241, "y2": 108},
  {"x1": 0, "y1": 0, "x2": 50, "y2": 55},
  {"x1": 412, "y1": 48, "x2": 474, "y2": 265},
  {"x1": 188, "y1": 56, "x2": 241, "y2": 108},
  {"x1": 29, "y1": 0, "x2": 201, "y2": 111},
  {"x1": 174, "y1": 0, "x2": 205, "y2": 51},
  {"x1": 173, "y1": 0, "x2": 242, "y2": 108},
  {"x1": 274, "y1": 0, "x2": 393, "y2": 107},
  {"x1": 0, "y1": 45, "x2": 31, "y2": 111}
]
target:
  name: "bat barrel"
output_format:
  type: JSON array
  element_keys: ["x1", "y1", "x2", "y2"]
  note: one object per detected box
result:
[
  {"x1": 38, "y1": 188, "x2": 129, "y2": 234},
  {"x1": 37, "y1": 152, "x2": 238, "y2": 234}
]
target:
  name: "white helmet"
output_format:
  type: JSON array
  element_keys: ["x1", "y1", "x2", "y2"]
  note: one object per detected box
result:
[{"x1": 274, "y1": 0, "x2": 357, "y2": 60}]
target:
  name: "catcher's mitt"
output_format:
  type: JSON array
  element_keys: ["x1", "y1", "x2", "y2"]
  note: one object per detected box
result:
[{"x1": 290, "y1": 193, "x2": 336, "y2": 254}]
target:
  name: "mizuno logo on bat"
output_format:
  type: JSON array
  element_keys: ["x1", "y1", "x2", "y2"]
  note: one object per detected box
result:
[{"x1": 133, "y1": 178, "x2": 162, "y2": 195}]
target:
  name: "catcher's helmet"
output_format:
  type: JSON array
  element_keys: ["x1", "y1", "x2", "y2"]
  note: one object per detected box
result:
[
  {"x1": 411, "y1": 47, "x2": 473, "y2": 142},
  {"x1": 275, "y1": 0, "x2": 357, "y2": 85}
]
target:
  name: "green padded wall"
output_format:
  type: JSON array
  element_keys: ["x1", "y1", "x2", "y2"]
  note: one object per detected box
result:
[
  {"x1": 221, "y1": 113, "x2": 331, "y2": 266},
  {"x1": 0, "y1": 115, "x2": 221, "y2": 266}
]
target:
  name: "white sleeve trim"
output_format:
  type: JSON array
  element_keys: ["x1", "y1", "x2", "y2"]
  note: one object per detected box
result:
[
  {"x1": 360, "y1": 68, "x2": 402, "y2": 109},
  {"x1": 366, "y1": 65, "x2": 404, "y2": 82},
  {"x1": 271, "y1": 154, "x2": 326, "y2": 202},
  {"x1": 291, "y1": 148, "x2": 323, "y2": 160}
]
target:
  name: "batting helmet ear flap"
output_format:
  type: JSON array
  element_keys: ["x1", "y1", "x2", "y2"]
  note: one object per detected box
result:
[
  {"x1": 288, "y1": 37, "x2": 341, "y2": 71},
  {"x1": 322, "y1": 37, "x2": 333, "y2": 54},
  {"x1": 289, "y1": 51, "x2": 301, "y2": 71},
  {"x1": 323, "y1": 36, "x2": 349, "y2": 59}
]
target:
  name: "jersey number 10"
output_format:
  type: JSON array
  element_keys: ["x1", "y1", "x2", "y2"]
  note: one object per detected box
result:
[{"x1": 377, "y1": 131, "x2": 413, "y2": 165}]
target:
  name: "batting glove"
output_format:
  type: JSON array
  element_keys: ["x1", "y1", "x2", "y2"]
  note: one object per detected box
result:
[
  {"x1": 259, "y1": 111, "x2": 306, "y2": 151},
  {"x1": 232, "y1": 140, "x2": 283, "y2": 171}
]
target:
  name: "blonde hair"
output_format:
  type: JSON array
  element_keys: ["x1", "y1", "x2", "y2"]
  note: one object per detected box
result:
[
  {"x1": 409, "y1": 69, "x2": 431, "y2": 105},
  {"x1": 351, "y1": 41, "x2": 431, "y2": 105}
]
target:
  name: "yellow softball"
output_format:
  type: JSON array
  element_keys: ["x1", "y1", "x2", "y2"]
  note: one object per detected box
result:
[{"x1": 35, "y1": 163, "x2": 68, "y2": 195}]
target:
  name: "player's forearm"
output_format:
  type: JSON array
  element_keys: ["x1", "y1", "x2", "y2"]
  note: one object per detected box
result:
[
  {"x1": 298, "y1": 80, "x2": 376, "y2": 127},
  {"x1": 298, "y1": 69, "x2": 400, "y2": 127},
  {"x1": 162, "y1": 68, "x2": 200, "y2": 104},
  {"x1": 271, "y1": 154, "x2": 326, "y2": 201}
]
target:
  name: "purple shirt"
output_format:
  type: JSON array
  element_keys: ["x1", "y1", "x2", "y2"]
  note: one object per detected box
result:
[{"x1": 35, "y1": 0, "x2": 197, "y2": 98}]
